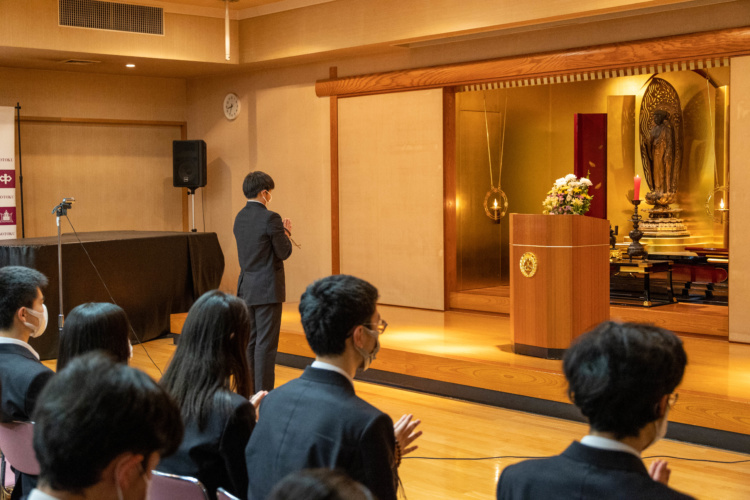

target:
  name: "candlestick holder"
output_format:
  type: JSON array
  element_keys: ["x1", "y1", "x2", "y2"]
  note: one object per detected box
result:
[{"x1": 627, "y1": 200, "x2": 648, "y2": 260}]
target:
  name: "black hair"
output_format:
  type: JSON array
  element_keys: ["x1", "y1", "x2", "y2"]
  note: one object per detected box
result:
[
  {"x1": 33, "y1": 353, "x2": 183, "y2": 493},
  {"x1": 160, "y1": 290, "x2": 252, "y2": 430},
  {"x1": 299, "y1": 275, "x2": 378, "y2": 357},
  {"x1": 242, "y1": 171, "x2": 275, "y2": 199},
  {"x1": 0, "y1": 266, "x2": 48, "y2": 330},
  {"x1": 563, "y1": 321, "x2": 687, "y2": 439},
  {"x1": 267, "y1": 469, "x2": 373, "y2": 500},
  {"x1": 57, "y1": 302, "x2": 131, "y2": 371}
]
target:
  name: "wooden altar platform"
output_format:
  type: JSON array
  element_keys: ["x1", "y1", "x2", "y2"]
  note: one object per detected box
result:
[{"x1": 172, "y1": 300, "x2": 745, "y2": 451}]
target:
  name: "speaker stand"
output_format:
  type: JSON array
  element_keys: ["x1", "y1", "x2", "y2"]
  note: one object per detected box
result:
[{"x1": 188, "y1": 188, "x2": 197, "y2": 232}]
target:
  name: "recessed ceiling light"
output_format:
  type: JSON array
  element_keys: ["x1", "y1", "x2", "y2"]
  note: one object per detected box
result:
[{"x1": 126, "y1": 64, "x2": 135, "y2": 68}]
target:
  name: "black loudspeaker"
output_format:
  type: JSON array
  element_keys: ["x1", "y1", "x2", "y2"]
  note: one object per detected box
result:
[{"x1": 173, "y1": 140, "x2": 207, "y2": 188}]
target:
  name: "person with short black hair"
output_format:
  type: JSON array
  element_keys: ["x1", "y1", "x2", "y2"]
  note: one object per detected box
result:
[
  {"x1": 0, "y1": 266, "x2": 53, "y2": 500},
  {"x1": 233, "y1": 170, "x2": 293, "y2": 392},
  {"x1": 28, "y1": 352, "x2": 183, "y2": 500},
  {"x1": 245, "y1": 275, "x2": 422, "y2": 500},
  {"x1": 57, "y1": 302, "x2": 132, "y2": 371},
  {"x1": 267, "y1": 469, "x2": 374, "y2": 500},
  {"x1": 159, "y1": 290, "x2": 265, "y2": 499},
  {"x1": 496, "y1": 321, "x2": 693, "y2": 500}
]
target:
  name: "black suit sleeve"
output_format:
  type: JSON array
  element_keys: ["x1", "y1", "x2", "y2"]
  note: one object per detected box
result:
[
  {"x1": 359, "y1": 413, "x2": 398, "y2": 500},
  {"x1": 267, "y1": 212, "x2": 292, "y2": 261},
  {"x1": 25, "y1": 369, "x2": 53, "y2": 419},
  {"x1": 219, "y1": 401, "x2": 255, "y2": 497}
]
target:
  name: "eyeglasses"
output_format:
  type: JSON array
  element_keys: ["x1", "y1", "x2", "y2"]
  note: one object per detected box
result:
[
  {"x1": 362, "y1": 319, "x2": 388, "y2": 335},
  {"x1": 668, "y1": 393, "x2": 679, "y2": 408}
]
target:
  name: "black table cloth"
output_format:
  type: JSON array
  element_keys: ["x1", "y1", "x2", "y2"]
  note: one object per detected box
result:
[{"x1": 0, "y1": 231, "x2": 224, "y2": 360}]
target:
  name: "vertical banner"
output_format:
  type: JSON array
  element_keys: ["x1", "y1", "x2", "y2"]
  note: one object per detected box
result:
[{"x1": 0, "y1": 107, "x2": 16, "y2": 239}]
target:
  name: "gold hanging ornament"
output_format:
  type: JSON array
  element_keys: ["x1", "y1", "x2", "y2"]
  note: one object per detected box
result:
[{"x1": 482, "y1": 93, "x2": 509, "y2": 221}]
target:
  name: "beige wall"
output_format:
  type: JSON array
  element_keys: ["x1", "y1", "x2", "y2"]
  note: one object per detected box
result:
[
  {"x1": 729, "y1": 55, "x2": 750, "y2": 342},
  {"x1": 338, "y1": 90, "x2": 444, "y2": 310},
  {"x1": 186, "y1": 66, "x2": 332, "y2": 299},
  {"x1": 0, "y1": 67, "x2": 186, "y2": 237}
]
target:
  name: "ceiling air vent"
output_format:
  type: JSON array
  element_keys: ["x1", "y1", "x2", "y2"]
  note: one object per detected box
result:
[{"x1": 59, "y1": 0, "x2": 164, "y2": 35}]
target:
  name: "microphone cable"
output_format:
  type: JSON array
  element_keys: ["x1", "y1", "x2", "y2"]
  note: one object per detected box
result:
[
  {"x1": 403, "y1": 454, "x2": 750, "y2": 464},
  {"x1": 64, "y1": 215, "x2": 162, "y2": 375}
]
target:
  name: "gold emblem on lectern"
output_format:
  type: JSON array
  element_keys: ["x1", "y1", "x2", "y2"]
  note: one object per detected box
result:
[{"x1": 519, "y1": 252, "x2": 538, "y2": 278}]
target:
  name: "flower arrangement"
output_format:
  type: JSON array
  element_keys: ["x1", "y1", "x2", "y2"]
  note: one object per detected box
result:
[{"x1": 542, "y1": 174, "x2": 593, "y2": 215}]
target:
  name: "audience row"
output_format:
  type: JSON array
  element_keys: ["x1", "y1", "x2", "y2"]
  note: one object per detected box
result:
[{"x1": 0, "y1": 265, "x2": 694, "y2": 499}]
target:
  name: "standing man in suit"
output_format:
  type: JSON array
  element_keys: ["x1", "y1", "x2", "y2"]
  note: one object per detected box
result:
[
  {"x1": 496, "y1": 321, "x2": 693, "y2": 500},
  {"x1": 234, "y1": 171, "x2": 293, "y2": 392},
  {"x1": 0, "y1": 265, "x2": 54, "y2": 500},
  {"x1": 245, "y1": 274, "x2": 422, "y2": 500}
]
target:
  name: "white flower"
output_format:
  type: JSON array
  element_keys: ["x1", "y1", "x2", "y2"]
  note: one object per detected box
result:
[
  {"x1": 580, "y1": 178, "x2": 593, "y2": 186},
  {"x1": 565, "y1": 174, "x2": 577, "y2": 181},
  {"x1": 554, "y1": 178, "x2": 566, "y2": 187}
]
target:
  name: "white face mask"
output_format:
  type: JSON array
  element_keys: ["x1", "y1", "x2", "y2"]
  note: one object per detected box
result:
[
  {"x1": 262, "y1": 191, "x2": 272, "y2": 205},
  {"x1": 128, "y1": 341, "x2": 134, "y2": 360},
  {"x1": 354, "y1": 325, "x2": 381, "y2": 371},
  {"x1": 23, "y1": 304, "x2": 48, "y2": 338}
]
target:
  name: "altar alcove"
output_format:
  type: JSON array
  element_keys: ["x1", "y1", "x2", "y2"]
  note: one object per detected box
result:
[{"x1": 451, "y1": 66, "x2": 730, "y2": 314}]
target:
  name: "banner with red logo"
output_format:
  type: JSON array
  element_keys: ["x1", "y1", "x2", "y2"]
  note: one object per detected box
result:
[{"x1": 0, "y1": 107, "x2": 16, "y2": 239}]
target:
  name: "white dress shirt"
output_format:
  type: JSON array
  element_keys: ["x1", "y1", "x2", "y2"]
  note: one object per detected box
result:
[
  {"x1": 580, "y1": 435, "x2": 641, "y2": 458},
  {"x1": 311, "y1": 360, "x2": 354, "y2": 387},
  {"x1": 26, "y1": 489, "x2": 61, "y2": 500},
  {"x1": 0, "y1": 336, "x2": 40, "y2": 360}
]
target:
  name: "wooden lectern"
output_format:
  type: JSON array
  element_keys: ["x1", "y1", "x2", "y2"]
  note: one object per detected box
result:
[{"x1": 510, "y1": 214, "x2": 610, "y2": 359}]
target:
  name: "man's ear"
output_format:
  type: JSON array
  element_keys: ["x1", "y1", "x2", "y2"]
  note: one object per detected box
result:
[
  {"x1": 16, "y1": 306, "x2": 27, "y2": 324},
  {"x1": 351, "y1": 326, "x2": 366, "y2": 349},
  {"x1": 112, "y1": 452, "x2": 146, "y2": 490}
]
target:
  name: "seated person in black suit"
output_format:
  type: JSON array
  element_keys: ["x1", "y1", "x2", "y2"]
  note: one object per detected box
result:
[
  {"x1": 267, "y1": 469, "x2": 373, "y2": 500},
  {"x1": 56, "y1": 302, "x2": 132, "y2": 370},
  {"x1": 27, "y1": 353, "x2": 183, "y2": 500},
  {"x1": 0, "y1": 266, "x2": 53, "y2": 500},
  {"x1": 496, "y1": 321, "x2": 693, "y2": 500},
  {"x1": 159, "y1": 290, "x2": 265, "y2": 500},
  {"x1": 245, "y1": 274, "x2": 422, "y2": 500}
]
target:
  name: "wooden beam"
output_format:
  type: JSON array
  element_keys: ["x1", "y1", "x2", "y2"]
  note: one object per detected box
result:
[
  {"x1": 443, "y1": 87, "x2": 456, "y2": 310},
  {"x1": 19, "y1": 116, "x2": 186, "y2": 127},
  {"x1": 316, "y1": 27, "x2": 750, "y2": 98},
  {"x1": 329, "y1": 66, "x2": 340, "y2": 274}
]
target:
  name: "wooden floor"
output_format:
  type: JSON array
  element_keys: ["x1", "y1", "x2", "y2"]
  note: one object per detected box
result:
[
  {"x1": 44, "y1": 339, "x2": 750, "y2": 500},
  {"x1": 273, "y1": 303, "x2": 750, "y2": 439}
]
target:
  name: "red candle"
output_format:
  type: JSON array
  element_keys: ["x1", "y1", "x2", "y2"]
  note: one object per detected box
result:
[{"x1": 634, "y1": 175, "x2": 641, "y2": 201}]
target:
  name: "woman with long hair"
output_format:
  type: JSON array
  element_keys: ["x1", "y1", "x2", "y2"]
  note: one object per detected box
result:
[
  {"x1": 158, "y1": 290, "x2": 264, "y2": 500},
  {"x1": 57, "y1": 302, "x2": 131, "y2": 371}
]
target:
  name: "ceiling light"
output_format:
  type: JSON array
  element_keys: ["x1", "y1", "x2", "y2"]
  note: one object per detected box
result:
[{"x1": 126, "y1": 64, "x2": 135, "y2": 68}]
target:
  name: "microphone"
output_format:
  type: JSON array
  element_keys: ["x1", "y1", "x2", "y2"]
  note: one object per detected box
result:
[{"x1": 51, "y1": 197, "x2": 75, "y2": 214}]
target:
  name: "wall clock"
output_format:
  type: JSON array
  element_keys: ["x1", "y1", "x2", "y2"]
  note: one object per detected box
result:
[{"x1": 223, "y1": 92, "x2": 240, "y2": 120}]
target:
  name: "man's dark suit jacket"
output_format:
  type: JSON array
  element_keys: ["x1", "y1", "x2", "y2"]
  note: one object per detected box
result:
[
  {"x1": 0, "y1": 343, "x2": 53, "y2": 422},
  {"x1": 158, "y1": 391, "x2": 255, "y2": 500},
  {"x1": 496, "y1": 441, "x2": 695, "y2": 499},
  {"x1": 233, "y1": 202, "x2": 292, "y2": 306},
  {"x1": 0, "y1": 343, "x2": 54, "y2": 500},
  {"x1": 245, "y1": 367, "x2": 398, "y2": 500}
]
